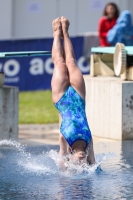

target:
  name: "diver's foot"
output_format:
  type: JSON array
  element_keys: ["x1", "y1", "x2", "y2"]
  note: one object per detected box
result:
[
  {"x1": 52, "y1": 18, "x2": 63, "y2": 37},
  {"x1": 61, "y1": 16, "x2": 70, "y2": 35}
]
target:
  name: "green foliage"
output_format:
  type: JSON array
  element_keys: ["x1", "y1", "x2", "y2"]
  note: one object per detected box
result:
[{"x1": 19, "y1": 90, "x2": 59, "y2": 124}]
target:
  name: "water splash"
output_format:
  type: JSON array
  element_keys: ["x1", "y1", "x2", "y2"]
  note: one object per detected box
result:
[
  {"x1": 0, "y1": 139, "x2": 26, "y2": 153},
  {"x1": 1, "y1": 140, "x2": 133, "y2": 200},
  {"x1": 48, "y1": 149, "x2": 115, "y2": 178},
  {"x1": 0, "y1": 140, "x2": 115, "y2": 178}
]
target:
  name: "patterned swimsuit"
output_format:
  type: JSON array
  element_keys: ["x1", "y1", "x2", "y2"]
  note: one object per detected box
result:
[{"x1": 54, "y1": 86, "x2": 92, "y2": 148}]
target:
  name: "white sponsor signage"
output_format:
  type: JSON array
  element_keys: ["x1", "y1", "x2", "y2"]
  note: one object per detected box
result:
[{"x1": 0, "y1": 57, "x2": 90, "y2": 83}]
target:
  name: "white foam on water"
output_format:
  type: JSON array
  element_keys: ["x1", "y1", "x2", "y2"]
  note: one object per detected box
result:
[
  {"x1": 0, "y1": 140, "x2": 54, "y2": 176},
  {"x1": 0, "y1": 139, "x2": 26, "y2": 153},
  {"x1": 18, "y1": 160, "x2": 53, "y2": 175},
  {"x1": 48, "y1": 149, "x2": 115, "y2": 178},
  {"x1": 0, "y1": 140, "x2": 115, "y2": 178},
  {"x1": 0, "y1": 139, "x2": 21, "y2": 148},
  {"x1": 18, "y1": 151, "x2": 58, "y2": 176}
]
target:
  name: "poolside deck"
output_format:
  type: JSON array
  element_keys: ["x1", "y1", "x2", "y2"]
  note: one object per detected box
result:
[{"x1": 19, "y1": 124, "x2": 119, "y2": 146}]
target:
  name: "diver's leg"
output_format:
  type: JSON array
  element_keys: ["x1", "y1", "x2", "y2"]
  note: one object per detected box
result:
[
  {"x1": 61, "y1": 16, "x2": 86, "y2": 100},
  {"x1": 52, "y1": 18, "x2": 70, "y2": 156},
  {"x1": 61, "y1": 17, "x2": 95, "y2": 164},
  {"x1": 51, "y1": 17, "x2": 69, "y2": 104}
]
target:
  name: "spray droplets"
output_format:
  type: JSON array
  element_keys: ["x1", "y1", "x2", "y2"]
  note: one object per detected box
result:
[{"x1": 0, "y1": 140, "x2": 115, "y2": 178}]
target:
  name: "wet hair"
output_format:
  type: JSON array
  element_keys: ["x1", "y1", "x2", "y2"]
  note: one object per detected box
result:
[{"x1": 103, "y1": 2, "x2": 119, "y2": 18}]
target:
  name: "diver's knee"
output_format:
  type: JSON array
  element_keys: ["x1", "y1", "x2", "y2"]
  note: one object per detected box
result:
[
  {"x1": 66, "y1": 58, "x2": 76, "y2": 66},
  {"x1": 52, "y1": 57, "x2": 65, "y2": 66}
]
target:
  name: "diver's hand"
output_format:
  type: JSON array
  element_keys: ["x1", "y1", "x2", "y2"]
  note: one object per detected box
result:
[{"x1": 58, "y1": 159, "x2": 67, "y2": 172}]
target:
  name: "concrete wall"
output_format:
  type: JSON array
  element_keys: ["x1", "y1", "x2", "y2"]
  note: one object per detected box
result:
[
  {"x1": 0, "y1": 0, "x2": 133, "y2": 39},
  {"x1": 0, "y1": 86, "x2": 18, "y2": 140},
  {"x1": 12, "y1": 0, "x2": 57, "y2": 39},
  {"x1": 122, "y1": 83, "x2": 133, "y2": 140},
  {"x1": 84, "y1": 76, "x2": 133, "y2": 140},
  {"x1": 0, "y1": 0, "x2": 13, "y2": 39},
  {"x1": 13, "y1": 0, "x2": 133, "y2": 38}
]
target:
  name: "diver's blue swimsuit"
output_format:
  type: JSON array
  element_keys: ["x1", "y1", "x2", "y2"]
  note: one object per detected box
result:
[{"x1": 55, "y1": 86, "x2": 92, "y2": 148}]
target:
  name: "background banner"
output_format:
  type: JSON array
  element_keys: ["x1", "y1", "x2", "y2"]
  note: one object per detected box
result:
[{"x1": 0, "y1": 37, "x2": 90, "y2": 91}]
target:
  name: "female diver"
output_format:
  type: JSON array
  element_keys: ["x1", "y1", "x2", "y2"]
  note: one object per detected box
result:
[{"x1": 51, "y1": 17, "x2": 95, "y2": 166}]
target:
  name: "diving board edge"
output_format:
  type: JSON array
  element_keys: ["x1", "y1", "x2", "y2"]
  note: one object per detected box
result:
[
  {"x1": 91, "y1": 46, "x2": 133, "y2": 55},
  {"x1": 0, "y1": 51, "x2": 52, "y2": 58}
]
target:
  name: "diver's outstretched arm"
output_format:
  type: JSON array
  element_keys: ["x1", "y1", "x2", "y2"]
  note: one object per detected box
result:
[{"x1": 87, "y1": 140, "x2": 95, "y2": 165}]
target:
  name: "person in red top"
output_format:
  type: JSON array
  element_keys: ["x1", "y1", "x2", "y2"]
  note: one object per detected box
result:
[{"x1": 98, "y1": 2, "x2": 119, "y2": 46}]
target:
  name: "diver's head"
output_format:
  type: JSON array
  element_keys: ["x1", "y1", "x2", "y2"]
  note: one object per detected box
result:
[
  {"x1": 70, "y1": 140, "x2": 88, "y2": 164},
  {"x1": 70, "y1": 149, "x2": 87, "y2": 164}
]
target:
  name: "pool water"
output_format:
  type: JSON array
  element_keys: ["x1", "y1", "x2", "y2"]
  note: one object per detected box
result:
[{"x1": 0, "y1": 140, "x2": 133, "y2": 200}]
